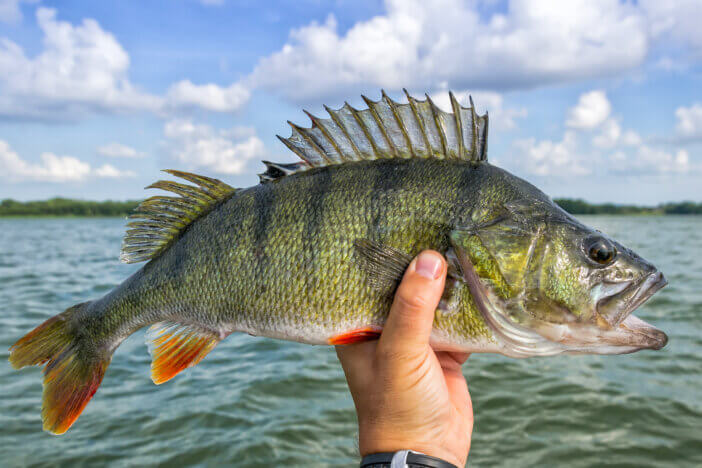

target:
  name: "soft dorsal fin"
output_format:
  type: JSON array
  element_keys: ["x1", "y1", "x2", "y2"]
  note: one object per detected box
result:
[
  {"x1": 262, "y1": 90, "x2": 489, "y2": 181},
  {"x1": 120, "y1": 170, "x2": 236, "y2": 264}
]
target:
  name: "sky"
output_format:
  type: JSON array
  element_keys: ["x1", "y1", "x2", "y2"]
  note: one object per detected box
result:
[{"x1": 0, "y1": 0, "x2": 700, "y2": 204}]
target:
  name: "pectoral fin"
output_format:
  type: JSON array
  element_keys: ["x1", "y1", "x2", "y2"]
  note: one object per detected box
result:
[{"x1": 353, "y1": 239, "x2": 413, "y2": 296}]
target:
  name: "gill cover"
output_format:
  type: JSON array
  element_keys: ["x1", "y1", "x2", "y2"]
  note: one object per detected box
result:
[{"x1": 449, "y1": 200, "x2": 567, "y2": 357}]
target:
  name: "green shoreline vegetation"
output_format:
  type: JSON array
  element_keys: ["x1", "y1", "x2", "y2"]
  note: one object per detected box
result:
[{"x1": 0, "y1": 197, "x2": 701, "y2": 217}]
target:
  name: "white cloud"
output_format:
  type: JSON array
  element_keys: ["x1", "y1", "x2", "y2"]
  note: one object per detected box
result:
[
  {"x1": 563, "y1": 94, "x2": 695, "y2": 175},
  {"x1": 165, "y1": 80, "x2": 250, "y2": 112},
  {"x1": 514, "y1": 131, "x2": 590, "y2": 176},
  {"x1": 0, "y1": 0, "x2": 35, "y2": 23},
  {"x1": 562, "y1": 89, "x2": 644, "y2": 150},
  {"x1": 0, "y1": 8, "x2": 159, "y2": 118},
  {"x1": 199, "y1": 0, "x2": 225, "y2": 5},
  {"x1": 93, "y1": 163, "x2": 135, "y2": 178},
  {"x1": 0, "y1": 139, "x2": 134, "y2": 182},
  {"x1": 0, "y1": 0, "x2": 20, "y2": 23},
  {"x1": 248, "y1": 0, "x2": 648, "y2": 102},
  {"x1": 593, "y1": 118, "x2": 641, "y2": 148},
  {"x1": 566, "y1": 90, "x2": 611, "y2": 129},
  {"x1": 97, "y1": 142, "x2": 146, "y2": 158},
  {"x1": 0, "y1": 8, "x2": 249, "y2": 119},
  {"x1": 640, "y1": 0, "x2": 702, "y2": 58},
  {"x1": 610, "y1": 146, "x2": 692, "y2": 175},
  {"x1": 429, "y1": 89, "x2": 527, "y2": 131},
  {"x1": 675, "y1": 103, "x2": 702, "y2": 141},
  {"x1": 163, "y1": 120, "x2": 266, "y2": 174}
]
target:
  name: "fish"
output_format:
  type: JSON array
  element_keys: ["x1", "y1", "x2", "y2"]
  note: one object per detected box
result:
[{"x1": 9, "y1": 90, "x2": 668, "y2": 435}]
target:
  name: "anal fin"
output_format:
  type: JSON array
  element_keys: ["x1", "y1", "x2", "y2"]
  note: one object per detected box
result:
[
  {"x1": 146, "y1": 322, "x2": 223, "y2": 385},
  {"x1": 328, "y1": 327, "x2": 382, "y2": 345}
]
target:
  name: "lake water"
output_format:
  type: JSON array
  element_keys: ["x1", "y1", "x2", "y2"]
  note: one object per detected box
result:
[{"x1": 1, "y1": 216, "x2": 700, "y2": 467}]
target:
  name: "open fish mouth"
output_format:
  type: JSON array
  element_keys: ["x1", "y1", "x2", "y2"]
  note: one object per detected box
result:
[
  {"x1": 458, "y1": 253, "x2": 669, "y2": 356},
  {"x1": 596, "y1": 271, "x2": 668, "y2": 328},
  {"x1": 562, "y1": 271, "x2": 668, "y2": 353}
]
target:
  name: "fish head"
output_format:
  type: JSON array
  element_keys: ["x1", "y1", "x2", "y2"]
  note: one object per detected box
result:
[
  {"x1": 451, "y1": 199, "x2": 668, "y2": 356},
  {"x1": 527, "y1": 217, "x2": 668, "y2": 349}
]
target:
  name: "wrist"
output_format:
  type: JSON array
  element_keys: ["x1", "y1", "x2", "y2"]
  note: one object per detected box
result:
[
  {"x1": 360, "y1": 450, "x2": 458, "y2": 468},
  {"x1": 359, "y1": 435, "x2": 464, "y2": 468}
]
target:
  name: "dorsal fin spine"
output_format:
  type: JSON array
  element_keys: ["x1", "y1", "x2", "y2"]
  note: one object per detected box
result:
[
  {"x1": 449, "y1": 91, "x2": 465, "y2": 159},
  {"x1": 481, "y1": 111, "x2": 489, "y2": 161},
  {"x1": 362, "y1": 94, "x2": 398, "y2": 158},
  {"x1": 288, "y1": 121, "x2": 329, "y2": 165},
  {"x1": 382, "y1": 90, "x2": 415, "y2": 159},
  {"x1": 324, "y1": 104, "x2": 363, "y2": 161},
  {"x1": 276, "y1": 134, "x2": 308, "y2": 163},
  {"x1": 349, "y1": 103, "x2": 383, "y2": 159},
  {"x1": 469, "y1": 96, "x2": 478, "y2": 161},
  {"x1": 304, "y1": 110, "x2": 345, "y2": 162},
  {"x1": 426, "y1": 94, "x2": 448, "y2": 159},
  {"x1": 404, "y1": 89, "x2": 433, "y2": 158}
]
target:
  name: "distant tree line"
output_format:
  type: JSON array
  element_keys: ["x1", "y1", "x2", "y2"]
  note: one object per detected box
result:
[
  {"x1": 0, "y1": 198, "x2": 140, "y2": 217},
  {"x1": 0, "y1": 197, "x2": 700, "y2": 217},
  {"x1": 553, "y1": 199, "x2": 702, "y2": 215}
]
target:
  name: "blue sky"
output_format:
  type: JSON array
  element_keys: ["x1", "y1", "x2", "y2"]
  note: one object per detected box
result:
[{"x1": 0, "y1": 0, "x2": 700, "y2": 204}]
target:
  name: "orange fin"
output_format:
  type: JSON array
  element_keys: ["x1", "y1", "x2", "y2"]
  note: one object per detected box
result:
[
  {"x1": 328, "y1": 327, "x2": 382, "y2": 345},
  {"x1": 9, "y1": 302, "x2": 111, "y2": 434},
  {"x1": 146, "y1": 322, "x2": 222, "y2": 385}
]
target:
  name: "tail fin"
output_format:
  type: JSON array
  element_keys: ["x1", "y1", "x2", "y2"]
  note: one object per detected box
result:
[{"x1": 9, "y1": 302, "x2": 111, "y2": 435}]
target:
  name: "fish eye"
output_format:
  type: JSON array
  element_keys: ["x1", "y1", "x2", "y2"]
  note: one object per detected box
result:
[{"x1": 584, "y1": 237, "x2": 616, "y2": 265}]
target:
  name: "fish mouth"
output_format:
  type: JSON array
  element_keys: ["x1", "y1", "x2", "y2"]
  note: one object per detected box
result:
[
  {"x1": 455, "y1": 250, "x2": 668, "y2": 357},
  {"x1": 505, "y1": 271, "x2": 669, "y2": 355},
  {"x1": 567, "y1": 271, "x2": 669, "y2": 353},
  {"x1": 596, "y1": 271, "x2": 668, "y2": 328}
]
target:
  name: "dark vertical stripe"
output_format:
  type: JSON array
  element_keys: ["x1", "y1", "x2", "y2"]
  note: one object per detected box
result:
[
  {"x1": 456, "y1": 163, "x2": 478, "y2": 226},
  {"x1": 369, "y1": 159, "x2": 411, "y2": 241},
  {"x1": 253, "y1": 183, "x2": 275, "y2": 300},
  {"x1": 304, "y1": 167, "x2": 333, "y2": 294}
]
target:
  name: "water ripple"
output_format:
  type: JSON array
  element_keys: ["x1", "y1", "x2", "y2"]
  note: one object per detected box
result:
[{"x1": 1, "y1": 216, "x2": 701, "y2": 467}]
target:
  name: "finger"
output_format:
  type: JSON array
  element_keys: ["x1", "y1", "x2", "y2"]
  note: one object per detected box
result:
[{"x1": 379, "y1": 250, "x2": 446, "y2": 356}]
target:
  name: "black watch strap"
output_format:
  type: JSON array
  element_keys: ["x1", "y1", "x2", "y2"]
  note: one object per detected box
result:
[{"x1": 360, "y1": 450, "x2": 458, "y2": 468}]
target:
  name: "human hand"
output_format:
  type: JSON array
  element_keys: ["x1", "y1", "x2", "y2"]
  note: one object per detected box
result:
[{"x1": 336, "y1": 250, "x2": 473, "y2": 467}]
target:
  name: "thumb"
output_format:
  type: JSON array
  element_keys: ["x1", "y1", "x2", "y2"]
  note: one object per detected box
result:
[{"x1": 379, "y1": 250, "x2": 447, "y2": 357}]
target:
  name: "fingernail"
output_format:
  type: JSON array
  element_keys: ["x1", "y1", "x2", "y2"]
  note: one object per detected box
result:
[{"x1": 415, "y1": 252, "x2": 442, "y2": 280}]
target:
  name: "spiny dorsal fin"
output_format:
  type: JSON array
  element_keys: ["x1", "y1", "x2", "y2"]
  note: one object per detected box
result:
[
  {"x1": 120, "y1": 169, "x2": 236, "y2": 264},
  {"x1": 263, "y1": 90, "x2": 489, "y2": 181}
]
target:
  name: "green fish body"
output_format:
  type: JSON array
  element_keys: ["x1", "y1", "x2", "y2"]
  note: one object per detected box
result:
[{"x1": 10, "y1": 91, "x2": 668, "y2": 434}]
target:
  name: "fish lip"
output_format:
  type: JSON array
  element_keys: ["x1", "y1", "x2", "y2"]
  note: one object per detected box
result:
[
  {"x1": 615, "y1": 314, "x2": 669, "y2": 351},
  {"x1": 596, "y1": 271, "x2": 667, "y2": 327},
  {"x1": 551, "y1": 313, "x2": 669, "y2": 353},
  {"x1": 626, "y1": 271, "x2": 667, "y2": 316}
]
